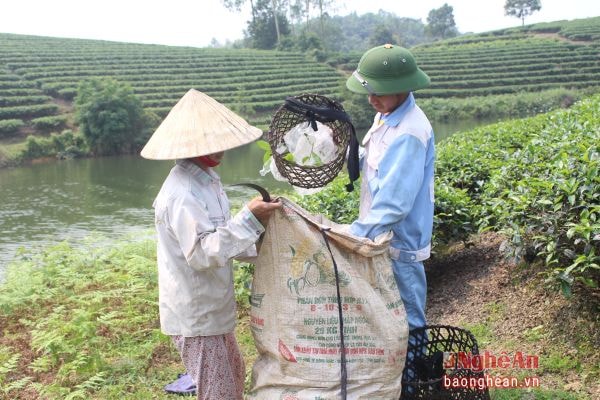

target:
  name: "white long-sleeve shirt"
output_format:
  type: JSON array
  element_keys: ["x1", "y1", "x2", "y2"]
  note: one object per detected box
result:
[{"x1": 153, "y1": 159, "x2": 264, "y2": 337}]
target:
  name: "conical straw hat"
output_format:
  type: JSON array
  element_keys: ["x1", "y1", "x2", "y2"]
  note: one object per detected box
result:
[{"x1": 141, "y1": 89, "x2": 262, "y2": 160}]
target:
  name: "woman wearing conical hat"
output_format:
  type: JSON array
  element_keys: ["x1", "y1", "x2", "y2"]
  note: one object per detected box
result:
[{"x1": 142, "y1": 89, "x2": 280, "y2": 399}]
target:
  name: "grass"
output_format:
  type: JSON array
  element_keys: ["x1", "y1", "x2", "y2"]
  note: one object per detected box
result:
[
  {"x1": 0, "y1": 235, "x2": 263, "y2": 399},
  {"x1": 539, "y1": 353, "x2": 580, "y2": 374},
  {"x1": 0, "y1": 140, "x2": 26, "y2": 167},
  {"x1": 235, "y1": 316, "x2": 258, "y2": 392},
  {"x1": 456, "y1": 297, "x2": 594, "y2": 400},
  {"x1": 0, "y1": 233, "x2": 597, "y2": 399},
  {"x1": 490, "y1": 388, "x2": 581, "y2": 400},
  {"x1": 0, "y1": 236, "x2": 181, "y2": 399}
]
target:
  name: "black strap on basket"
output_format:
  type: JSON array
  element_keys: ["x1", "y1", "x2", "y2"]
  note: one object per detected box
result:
[
  {"x1": 319, "y1": 227, "x2": 347, "y2": 400},
  {"x1": 283, "y1": 97, "x2": 360, "y2": 192}
]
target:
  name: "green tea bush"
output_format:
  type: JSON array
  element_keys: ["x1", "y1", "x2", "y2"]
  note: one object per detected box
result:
[
  {"x1": 0, "y1": 94, "x2": 50, "y2": 106},
  {"x1": 438, "y1": 94, "x2": 600, "y2": 292},
  {"x1": 31, "y1": 115, "x2": 68, "y2": 131},
  {"x1": 435, "y1": 117, "x2": 543, "y2": 198},
  {"x1": 20, "y1": 130, "x2": 88, "y2": 160},
  {"x1": 293, "y1": 173, "x2": 360, "y2": 225},
  {"x1": 480, "y1": 96, "x2": 599, "y2": 293},
  {"x1": 433, "y1": 182, "x2": 476, "y2": 245},
  {"x1": 420, "y1": 88, "x2": 583, "y2": 122},
  {"x1": 0, "y1": 118, "x2": 24, "y2": 136},
  {"x1": 0, "y1": 103, "x2": 58, "y2": 119}
]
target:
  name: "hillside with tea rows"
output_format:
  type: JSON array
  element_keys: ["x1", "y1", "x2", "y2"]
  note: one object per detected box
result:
[
  {"x1": 339, "y1": 16, "x2": 600, "y2": 99},
  {"x1": 0, "y1": 35, "x2": 344, "y2": 136},
  {"x1": 1, "y1": 16, "x2": 599, "y2": 139}
]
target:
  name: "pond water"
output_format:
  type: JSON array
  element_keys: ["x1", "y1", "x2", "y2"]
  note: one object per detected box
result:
[{"x1": 0, "y1": 117, "x2": 495, "y2": 277}]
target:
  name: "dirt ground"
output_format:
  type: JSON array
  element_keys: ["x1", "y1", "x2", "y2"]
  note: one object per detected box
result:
[{"x1": 424, "y1": 232, "x2": 599, "y2": 398}]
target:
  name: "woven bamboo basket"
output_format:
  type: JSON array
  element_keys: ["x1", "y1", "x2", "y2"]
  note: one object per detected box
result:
[
  {"x1": 400, "y1": 325, "x2": 491, "y2": 400},
  {"x1": 267, "y1": 93, "x2": 354, "y2": 189}
]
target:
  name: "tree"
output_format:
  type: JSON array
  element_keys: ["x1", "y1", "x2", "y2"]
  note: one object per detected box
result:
[
  {"x1": 368, "y1": 25, "x2": 401, "y2": 48},
  {"x1": 313, "y1": 0, "x2": 336, "y2": 39},
  {"x1": 282, "y1": 10, "x2": 428, "y2": 52},
  {"x1": 222, "y1": 0, "x2": 257, "y2": 25},
  {"x1": 287, "y1": 1, "x2": 336, "y2": 43},
  {"x1": 246, "y1": 0, "x2": 291, "y2": 49},
  {"x1": 504, "y1": 0, "x2": 542, "y2": 27},
  {"x1": 74, "y1": 78, "x2": 147, "y2": 156},
  {"x1": 425, "y1": 3, "x2": 458, "y2": 39},
  {"x1": 231, "y1": 0, "x2": 290, "y2": 48},
  {"x1": 285, "y1": 0, "x2": 310, "y2": 31}
]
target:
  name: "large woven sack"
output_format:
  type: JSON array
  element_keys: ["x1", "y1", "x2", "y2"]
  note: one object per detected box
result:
[{"x1": 248, "y1": 198, "x2": 409, "y2": 399}]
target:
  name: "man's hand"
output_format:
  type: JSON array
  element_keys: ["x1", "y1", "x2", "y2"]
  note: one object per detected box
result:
[{"x1": 247, "y1": 196, "x2": 281, "y2": 227}]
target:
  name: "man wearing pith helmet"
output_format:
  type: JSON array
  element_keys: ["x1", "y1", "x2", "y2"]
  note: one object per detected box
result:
[
  {"x1": 141, "y1": 88, "x2": 280, "y2": 399},
  {"x1": 346, "y1": 44, "x2": 434, "y2": 333}
]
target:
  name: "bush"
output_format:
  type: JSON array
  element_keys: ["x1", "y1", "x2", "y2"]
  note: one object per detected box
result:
[
  {"x1": 433, "y1": 182, "x2": 476, "y2": 245},
  {"x1": 419, "y1": 88, "x2": 585, "y2": 122},
  {"x1": 132, "y1": 110, "x2": 162, "y2": 150},
  {"x1": 58, "y1": 88, "x2": 77, "y2": 100},
  {"x1": 436, "y1": 117, "x2": 546, "y2": 198},
  {"x1": 480, "y1": 97, "x2": 599, "y2": 293},
  {"x1": 0, "y1": 103, "x2": 58, "y2": 119},
  {"x1": 0, "y1": 119, "x2": 25, "y2": 137},
  {"x1": 21, "y1": 135, "x2": 51, "y2": 159},
  {"x1": 20, "y1": 130, "x2": 88, "y2": 160},
  {"x1": 438, "y1": 94, "x2": 600, "y2": 293},
  {"x1": 292, "y1": 173, "x2": 360, "y2": 224},
  {"x1": 75, "y1": 78, "x2": 146, "y2": 156},
  {"x1": 31, "y1": 115, "x2": 68, "y2": 132}
]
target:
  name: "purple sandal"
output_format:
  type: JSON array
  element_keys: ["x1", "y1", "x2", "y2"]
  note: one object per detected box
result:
[{"x1": 164, "y1": 373, "x2": 197, "y2": 395}]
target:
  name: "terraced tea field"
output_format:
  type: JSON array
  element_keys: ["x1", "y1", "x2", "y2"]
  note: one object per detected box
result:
[
  {"x1": 0, "y1": 36, "x2": 344, "y2": 135},
  {"x1": 339, "y1": 17, "x2": 600, "y2": 99},
  {"x1": 0, "y1": 16, "x2": 599, "y2": 138}
]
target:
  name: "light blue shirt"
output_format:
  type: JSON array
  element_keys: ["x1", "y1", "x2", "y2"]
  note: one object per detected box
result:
[{"x1": 350, "y1": 93, "x2": 435, "y2": 262}]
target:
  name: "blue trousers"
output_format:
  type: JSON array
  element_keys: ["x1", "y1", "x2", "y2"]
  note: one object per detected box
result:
[
  {"x1": 393, "y1": 260, "x2": 428, "y2": 393},
  {"x1": 392, "y1": 259, "x2": 427, "y2": 331}
]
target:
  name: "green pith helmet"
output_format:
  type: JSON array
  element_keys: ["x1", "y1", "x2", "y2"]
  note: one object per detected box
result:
[{"x1": 346, "y1": 44, "x2": 430, "y2": 95}]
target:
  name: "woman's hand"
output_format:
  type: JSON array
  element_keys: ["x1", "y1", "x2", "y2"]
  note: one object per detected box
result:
[{"x1": 247, "y1": 197, "x2": 281, "y2": 226}]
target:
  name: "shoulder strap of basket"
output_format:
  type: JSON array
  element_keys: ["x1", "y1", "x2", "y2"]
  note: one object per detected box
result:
[
  {"x1": 284, "y1": 97, "x2": 350, "y2": 126},
  {"x1": 283, "y1": 97, "x2": 360, "y2": 192}
]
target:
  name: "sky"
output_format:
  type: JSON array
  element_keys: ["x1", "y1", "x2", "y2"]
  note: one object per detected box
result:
[{"x1": 1, "y1": 0, "x2": 599, "y2": 48}]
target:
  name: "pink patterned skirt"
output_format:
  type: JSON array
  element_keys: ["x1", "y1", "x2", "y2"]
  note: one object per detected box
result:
[{"x1": 171, "y1": 332, "x2": 245, "y2": 400}]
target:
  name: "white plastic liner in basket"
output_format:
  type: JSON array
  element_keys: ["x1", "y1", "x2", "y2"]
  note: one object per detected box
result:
[{"x1": 260, "y1": 121, "x2": 338, "y2": 195}]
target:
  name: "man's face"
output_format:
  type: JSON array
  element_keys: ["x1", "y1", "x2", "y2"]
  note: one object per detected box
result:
[{"x1": 368, "y1": 93, "x2": 406, "y2": 115}]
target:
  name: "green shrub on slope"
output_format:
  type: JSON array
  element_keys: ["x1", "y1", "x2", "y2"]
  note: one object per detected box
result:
[{"x1": 438, "y1": 95, "x2": 599, "y2": 292}]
